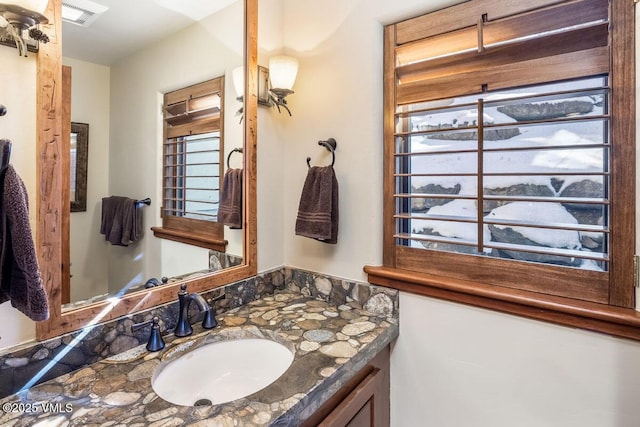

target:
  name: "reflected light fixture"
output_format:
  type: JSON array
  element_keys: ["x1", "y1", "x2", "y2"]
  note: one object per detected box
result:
[
  {"x1": 232, "y1": 66, "x2": 244, "y2": 100},
  {"x1": 0, "y1": 0, "x2": 49, "y2": 57},
  {"x1": 268, "y1": 55, "x2": 298, "y2": 116},
  {"x1": 232, "y1": 66, "x2": 244, "y2": 121}
]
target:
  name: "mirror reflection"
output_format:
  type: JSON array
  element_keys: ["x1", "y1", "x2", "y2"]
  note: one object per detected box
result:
[
  {"x1": 69, "y1": 121, "x2": 88, "y2": 213},
  {"x1": 61, "y1": 0, "x2": 245, "y2": 309}
]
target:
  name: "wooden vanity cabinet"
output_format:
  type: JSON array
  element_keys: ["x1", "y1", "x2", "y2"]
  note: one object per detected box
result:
[{"x1": 302, "y1": 344, "x2": 391, "y2": 427}]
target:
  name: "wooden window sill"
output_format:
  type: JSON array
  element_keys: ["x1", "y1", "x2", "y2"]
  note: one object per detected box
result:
[
  {"x1": 151, "y1": 226, "x2": 227, "y2": 252},
  {"x1": 364, "y1": 265, "x2": 640, "y2": 342}
]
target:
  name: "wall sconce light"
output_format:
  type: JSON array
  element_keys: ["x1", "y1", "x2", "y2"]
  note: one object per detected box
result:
[
  {"x1": 232, "y1": 55, "x2": 299, "y2": 118},
  {"x1": 0, "y1": 0, "x2": 49, "y2": 57},
  {"x1": 232, "y1": 66, "x2": 245, "y2": 122},
  {"x1": 268, "y1": 55, "x2": 298, "y2": 116},
  {"x1": 232, "y1": 66, "x2": 244, "y2": 101}
]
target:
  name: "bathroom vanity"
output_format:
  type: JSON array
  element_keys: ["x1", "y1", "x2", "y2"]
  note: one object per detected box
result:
[{"x1": 0, "y1": 291, "x2": 398, "y2": 426}]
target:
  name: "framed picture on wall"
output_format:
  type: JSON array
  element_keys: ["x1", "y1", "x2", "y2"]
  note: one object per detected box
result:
[{"x1": 70, "y1": 122, "x2": 89, "y2": 212}]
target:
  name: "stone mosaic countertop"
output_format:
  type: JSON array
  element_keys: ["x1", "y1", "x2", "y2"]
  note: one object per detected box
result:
[{"x1": 0, "y1": 291, "x2": 399, "y2": 426}]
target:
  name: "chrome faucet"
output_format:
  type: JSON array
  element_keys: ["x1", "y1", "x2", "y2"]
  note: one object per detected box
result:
[{"x1": 174, "y1": 284, "x2": 223, "y2": 337}]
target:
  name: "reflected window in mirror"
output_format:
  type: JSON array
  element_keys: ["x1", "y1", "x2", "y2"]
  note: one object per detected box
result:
[
  {"x1": 152, "y1": 76, "x2": 227, "y2": 252},
  {"x1": 69, "y1": 122, "x2": 88, "y2": 212},
  {"x1": 35, "y1": 0, "x2": 257, "y2": 341}
]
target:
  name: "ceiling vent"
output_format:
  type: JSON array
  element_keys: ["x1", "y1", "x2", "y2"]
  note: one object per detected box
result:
[{"x1": 62, "y1": 0, "x2": 108, "y2": 27}]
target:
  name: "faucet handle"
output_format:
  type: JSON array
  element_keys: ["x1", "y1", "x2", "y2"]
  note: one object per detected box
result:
[
  {"x1": 209, "y1": 293, "x2": 226, "y2": 305},
  {"x1": 144, "y1": 278, "x2": 161, "y2": 288},
  {"x1": 201, "y1": 293, "x2": 225, "y2": 330},
  {"x1": 132, "y1": 316, "x2": 165, "y2": 352}
]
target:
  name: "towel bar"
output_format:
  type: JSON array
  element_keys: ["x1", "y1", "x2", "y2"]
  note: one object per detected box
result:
[
  {"x1": 307, "y1": 138, "x2": 337, "y2": 168},
  {"x1": 136, "y1": 198, "x2": 151, "y2": 206}
]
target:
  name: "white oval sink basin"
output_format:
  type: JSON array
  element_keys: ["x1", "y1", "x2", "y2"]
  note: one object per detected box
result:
[{"x1": 152, "y1": 338, "x2": 294, "y2": 406}]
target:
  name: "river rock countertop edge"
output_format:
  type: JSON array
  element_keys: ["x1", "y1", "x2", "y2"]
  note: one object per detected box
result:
[{"x1": 0, "y1": 291, "x2": 399, "y2": 426}]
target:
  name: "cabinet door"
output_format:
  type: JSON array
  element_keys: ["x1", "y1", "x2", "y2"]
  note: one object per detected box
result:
[{"x1": 318, "y1": 368, "x2": 384, "y2": 427}]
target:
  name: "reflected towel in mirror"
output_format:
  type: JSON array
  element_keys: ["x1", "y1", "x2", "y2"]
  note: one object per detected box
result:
[
  {"x1": 217, "y1": 168, "x2": 243, "y2": 229},
  {"x1": 295, "y1": 166, "x2": 339, "y2": 244},
  {"x1": 0, "y1": 165, "x2": 49, "y2": 321},
  {"x1": 100, "y1": 196, "x2": 143, "y2": 246}
]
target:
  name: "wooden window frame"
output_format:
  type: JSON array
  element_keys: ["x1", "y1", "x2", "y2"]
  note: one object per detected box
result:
[
  {"x1": 365, "y1": 0, "x2": 640, "y2": 341},
  {"x1": 151, "y1": 76, "x2": 227, "y2": 252}
]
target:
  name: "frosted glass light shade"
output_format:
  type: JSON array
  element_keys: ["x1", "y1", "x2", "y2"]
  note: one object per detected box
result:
[
  {"x1": 9, "y1": 0, "x2": 48, "y2": 14},
  {"x1": 269, "y1": 56, "x2": 298, "y2": 91},
  {"x1": 232, "y1": 66, "x2": 244, "y2": 98}
]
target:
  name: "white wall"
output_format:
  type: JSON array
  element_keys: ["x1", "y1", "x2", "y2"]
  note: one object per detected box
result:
[
  {"x1": 0, "y1": 47, "x2": 38, "y2": 347},
  {"x1": 394, "y1": 293, "x2": 640, "y2": 427},
  {"x1": 274, "y1": 1, "x2": 640, "y2": 426},
  {"x1": 107, "y1": 1, "x2": 245, "y2": 292},
  {"x1": 62, "y1": 57, "x2": 111, "y2": 302},
  {"x1": 2, "y1": 3, "x2": 640, "y2": 425},
  {"x1": 257, "y1": 0, "x2": 286, "y2": 272},
  {"x1": 0, "y1": 0, "x2": 247, "y2": 350}
]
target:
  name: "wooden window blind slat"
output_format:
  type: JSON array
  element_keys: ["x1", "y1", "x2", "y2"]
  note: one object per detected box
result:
[
  {"x1": 376, "y1": 0, "x2": 636, "y2": 335},
  {"x1": 164, "y1": 78, "x2": 222, "y2": 105},
  {"x1": 395, "y1": 0, "x2": 581, "y2": 45},
  {"x1": 396, "y1": 0, "x2": 607, "y2": 68},
  {"x1": 396, "y1": 86, "x2": 609, "y2": 118},
  {"x1": 398, "y1": 23, "x2": 609, "y2": 85},
  {"x1": 166, "y1": 118, "x2": 220, "y2": 139},
  {"x1": 161, "y1": 76, "x2": 225, "y2": 236},
  {"x1": 397, "y1": 46, "x2": 609, "y2": 105},
  {"x1": 397, "y1": 213, "x2": 608, "y2": 234},
  {"x1": 395, "y1": 195, "x2": 608, "y2": 205},
  {"x1": 481, "y1": 0, "x2": 607, "y2": 48},
  {"x1": 396, "y1": 232, "x2": 609, "y2": 262}
]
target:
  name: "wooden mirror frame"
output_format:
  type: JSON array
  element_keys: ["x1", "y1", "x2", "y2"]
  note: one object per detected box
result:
[{"x1": 35, "y1": 0, "x2": 258, "y2": 340}]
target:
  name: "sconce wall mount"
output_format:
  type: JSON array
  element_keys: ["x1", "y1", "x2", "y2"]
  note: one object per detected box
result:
[
  {"x1": 232, "y1": 55, "x2": 299, "y2": 118},
  {"x1": 269, "y1": 87, "x2": 293, "y2": 116}
]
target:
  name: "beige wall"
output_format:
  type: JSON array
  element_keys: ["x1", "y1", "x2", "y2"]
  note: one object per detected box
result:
[
  {"x1": 107, "y1": 1, "x2": 244, "y2": 292},
  {"x1": 1, "y1": 1, "x2": 640, "y2": 425},
  {"x1": 0, "y1": 48, "x2": 38, "y2": 347},
  {"x1": 274, "y1": 1, "x2": 640, "y2": 426},
  {"x1": 62, "y1": 57, "x2": 111, "y2": 302}
]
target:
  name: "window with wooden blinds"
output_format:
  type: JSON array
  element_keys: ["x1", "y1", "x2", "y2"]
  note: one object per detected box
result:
[
  {"x1": 152, "y1": 76, "x2": 227, "y2": 251},
  {"x1": 366, "y1": 0, "x2": 639, "y2": 339}
]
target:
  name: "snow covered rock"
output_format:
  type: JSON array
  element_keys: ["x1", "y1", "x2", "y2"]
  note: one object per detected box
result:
[
  {"x1": 497, "y1": 100, "x2": 594, "y2": 121},
  {"x1": 486, "y1": 202, "x2": 582, "y2": 266}
]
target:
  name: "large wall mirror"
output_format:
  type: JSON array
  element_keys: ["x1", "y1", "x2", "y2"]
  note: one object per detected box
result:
[{"x1": 35, "y1": 0, "x2": 258, "y2": 340}]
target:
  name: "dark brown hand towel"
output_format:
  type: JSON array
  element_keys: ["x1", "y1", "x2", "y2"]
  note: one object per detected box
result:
[
  {"x1": 217, "y1": 168, "x2": 243, "y2": 229},
  {"x1": 295, "y1": 166, "x2": 339, "y2": 244},
  {"x1": 100, "y1": 196, "x2": 143, "y2": 246},
  {"x1": 0, "y1": 165, "x2": 49, "y2": 321}
]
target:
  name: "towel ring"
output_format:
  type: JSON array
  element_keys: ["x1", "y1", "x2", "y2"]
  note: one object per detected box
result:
[
  {"x1": 307, "y1": 138, "x2": 337, "y2": 168},
  {"x1": 227, "y1": 147, "x2": 243, "y2": 168}
]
